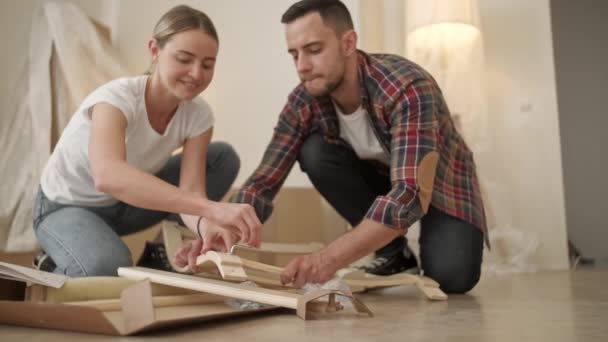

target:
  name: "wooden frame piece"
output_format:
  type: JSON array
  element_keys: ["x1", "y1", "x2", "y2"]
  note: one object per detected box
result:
[
  {"x1": 118, "y1": 266, "x2": 373, "y2": 320},
  {"x1": 24, "y1": 276, "x2": 202, "y2": 304},
  {"x1": 231, "y1": 242, "x2": 325, "y2": 255},
  {"x1": 173, "y1": 251, "x2": 282, "y2": 278},
  {"x1": 161, "y1": 221, "x2": 447, "y2": 301},
  {"x1": 178, "y1": 251, "x2": 447, "y2": 301},
  {"x1": 161, "y1": 221, "x2": 323, "y2": 265},
  {"x1": 63, "y1": 293, "x2": 226, "y2": 312},
  {"x1": 338, "y1": 269, "x2": 448, "y2": 300}
]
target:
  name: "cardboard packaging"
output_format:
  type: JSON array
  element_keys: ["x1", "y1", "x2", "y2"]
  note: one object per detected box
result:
[{"x1": 0, "y1": 262, "x2": 277, "y2": 336}]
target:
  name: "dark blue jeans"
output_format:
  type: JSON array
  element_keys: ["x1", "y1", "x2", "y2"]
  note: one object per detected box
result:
[
  {"x1": 33, "y1": 142, "x2": 240, "y2": 277},
  {"x1": 298, "y1": 134, "x2": 484, "y2": 293}
]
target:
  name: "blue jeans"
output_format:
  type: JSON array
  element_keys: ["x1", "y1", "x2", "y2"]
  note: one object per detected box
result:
[
  {"x1": 298, "y1": 134, "x2": 484, "y2": 293},
  {"x1": 33, "y1": 142, "x2": 240, "y2": 277}
]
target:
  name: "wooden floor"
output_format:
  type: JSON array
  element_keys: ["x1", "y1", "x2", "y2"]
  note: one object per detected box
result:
[{"x1": 2, "y1": 270, "x2": 607, "y2": 341}]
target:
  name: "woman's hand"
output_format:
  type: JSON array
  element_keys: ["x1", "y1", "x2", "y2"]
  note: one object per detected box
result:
[
  {"x1": 174, "y1": 221, "x2": 238, "y2": 273},
  {"x1": 205, "y1": 202, "x2": 262, "y2": 248}
]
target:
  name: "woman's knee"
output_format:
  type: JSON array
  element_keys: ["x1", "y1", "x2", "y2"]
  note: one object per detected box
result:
[{"x1": 77, "y1": 246, "x2": 133, "y2": 277}]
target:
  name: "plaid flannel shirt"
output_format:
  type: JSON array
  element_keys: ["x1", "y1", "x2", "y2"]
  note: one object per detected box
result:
[{"x1": 231, "y1": 50, "x2": 487, "y2": 239}]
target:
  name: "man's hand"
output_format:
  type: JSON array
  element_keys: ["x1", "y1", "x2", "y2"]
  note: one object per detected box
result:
[
  {"x1": 280, "y1": 251, "x2": 342, "y2": 288},
  {"x1": 279, "y1": 220, "x2": 406, "y2": 288},
  {"x1": 174, "y1": 223, "x2": 238, "y2": 273},
  {"x1": 206, "y1": 202, "x2": 262, "y2": 248}
]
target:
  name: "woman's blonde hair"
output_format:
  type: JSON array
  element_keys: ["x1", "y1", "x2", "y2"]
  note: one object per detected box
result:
[
  {"x1": 153, "y1": 5, "x2": 218, "y2": 48},
  {"x1": 147, "y1": 5, "x2": 218, "y2": 74}
]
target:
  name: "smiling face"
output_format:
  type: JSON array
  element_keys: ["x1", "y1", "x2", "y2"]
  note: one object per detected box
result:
[
  {"x1": 149, "y1": 28, "x2": 218, "y2": 101},
  {"x1": 285, "y1": 12, "x2": 347, "y2": 97}
]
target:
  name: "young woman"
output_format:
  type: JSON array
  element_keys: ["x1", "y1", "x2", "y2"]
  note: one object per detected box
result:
[{"x1": 33, "y1": 5, "x2": 261, "y2": 277}]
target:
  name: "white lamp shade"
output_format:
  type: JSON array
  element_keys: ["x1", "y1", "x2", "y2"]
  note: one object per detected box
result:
[
  {"x1": 404, "y1": 0, "x2": 487, "y2": 148},
  {"x1": 406, "y1": 0, "x2": 481, "y2": 34}
]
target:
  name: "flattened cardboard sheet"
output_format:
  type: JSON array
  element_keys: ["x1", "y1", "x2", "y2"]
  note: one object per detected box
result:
[
  {"x1": 0, "y1": 261, "x2": 67, "y2": 288},
  {"x1": 0, "y1": 264, "x2": 278, "y2": 336}
]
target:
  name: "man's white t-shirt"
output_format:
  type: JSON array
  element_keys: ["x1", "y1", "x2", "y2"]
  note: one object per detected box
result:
[
  {"x1": 41, "y1": 75, "x2": 215, "y2": 206},
  {"x1": 334, "y1": 102, "x2": 390, "y2": 165}
]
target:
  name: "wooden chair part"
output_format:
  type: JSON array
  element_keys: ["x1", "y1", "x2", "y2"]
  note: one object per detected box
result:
[
  {"x1": 186, "y1": 252, "x2": 447, "y2": 301},
  {"x1": 162, "y1": 221, "x2": 447, "y2": 301},
  {"x1": 118, "y1": 266, "x2": 373, "y2": 320}
]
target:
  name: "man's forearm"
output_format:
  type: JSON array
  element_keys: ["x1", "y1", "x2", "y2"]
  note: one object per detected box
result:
[{"x1": 322, "y1": 219, "x2": 406, "y2": 269}]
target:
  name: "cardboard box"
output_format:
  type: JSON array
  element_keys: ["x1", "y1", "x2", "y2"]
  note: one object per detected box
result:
[
  {"x1": 257, "y1": 187, "x2": 349, "y2": 266},
  {"x1": 0, "y1": 262, "x2": 278, "y2": 336}
]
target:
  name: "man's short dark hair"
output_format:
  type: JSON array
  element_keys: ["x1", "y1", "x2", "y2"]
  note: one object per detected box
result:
[{"x1": 281, "y1": 0, "x2": 354, "y2": 35}]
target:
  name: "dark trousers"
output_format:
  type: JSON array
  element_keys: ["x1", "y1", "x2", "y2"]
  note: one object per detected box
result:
[{"x1": 298, "y1": 134, "x2": 484, "y2": 293}]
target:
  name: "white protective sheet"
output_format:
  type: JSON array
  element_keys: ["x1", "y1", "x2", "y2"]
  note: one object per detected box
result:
[{"x1": 0, "y1": 0, "x2": 126, "y2": 251}]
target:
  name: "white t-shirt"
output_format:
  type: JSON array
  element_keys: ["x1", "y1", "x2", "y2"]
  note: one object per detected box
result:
[
  {"x1": 334, "y1": 102, "x2": 390, "y2": 165},
  {"x1": 41, "y1": 75, "x2": 215, "y2": 206}
]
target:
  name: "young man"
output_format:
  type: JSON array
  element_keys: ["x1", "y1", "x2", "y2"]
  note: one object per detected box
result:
[{"x1": 231, "y1": 0, "x2": 488, "y2": 293}]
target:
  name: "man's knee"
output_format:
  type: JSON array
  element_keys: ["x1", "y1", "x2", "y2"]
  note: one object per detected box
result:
[
  {"x1": 420, "y1": 209, "x2": 484, "y2": 293},
  {"x1": 211, "y1": 141, "x2": 240, "y2": 176},
  {"x1": 298, "y1": 134, "x2": 332, "y2": 177},
  {"x1": 423, "y1": 259, "x2": 481, "y2": 294}
]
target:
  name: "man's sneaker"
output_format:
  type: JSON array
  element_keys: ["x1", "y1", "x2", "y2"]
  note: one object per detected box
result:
[
  {"x1": 33, "y1": 251, "x2": 56, "y2": 272},
  {"x1": 361, "y1": 246, "x2": 419, "y2": 276},
  {"x1": 136, "y1": 241, "x2": 175, "y2": 272}
]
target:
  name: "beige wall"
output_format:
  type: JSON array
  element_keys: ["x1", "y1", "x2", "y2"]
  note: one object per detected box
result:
[{"x1": 479, "y1": 0, "x2": 568, "y2": 270}]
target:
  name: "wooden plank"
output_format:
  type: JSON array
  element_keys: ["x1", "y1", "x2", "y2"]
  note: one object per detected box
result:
[
  {"x1": 240, "y1": 258, "x2": 284, "y2": 275},
  {"x1": 64, "y1": 293, "x2": 226, "y2": 312},
  {"x1": 338, "y1": 269, "x2": 447, "y2": 300},
  {"x1": 162, "y1": 221, "x2": 186, "y2": 271},
  {"x1": 118, "y1": 267, "x2": 300, "y2": 309},
  {"x1": 117, "y1": 267, "x2": 373, "y2": 320},
  {"x1": 233, "y1": 242, "x2": 324, "y2": 255},
  {"x1": 160, "y1": 222, "x2": 444, "y2": 300},
  {"x1": 161, "y1": 221, "x2": 324, "y2": 261},
  {"x1": 193, "y1": 252, "x2": 248, "y2": 281},
  {"x1": 417, "y1": 286, "x2": 448, "y2": 301},
  {"x1": 180, "y1": 252, "x2": 444, "y2": 299}
]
